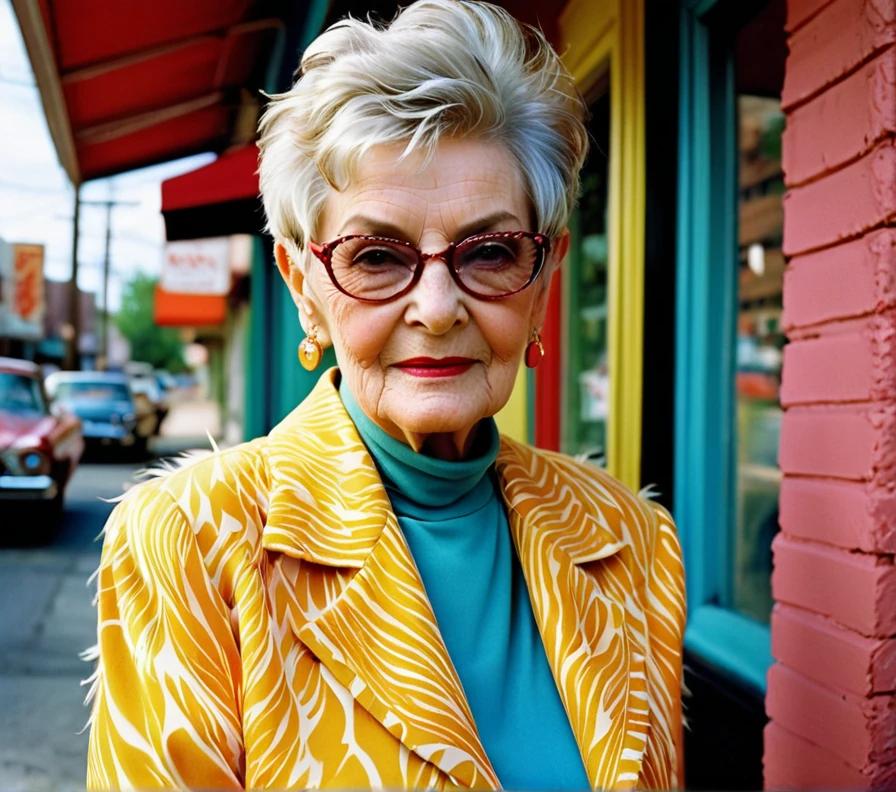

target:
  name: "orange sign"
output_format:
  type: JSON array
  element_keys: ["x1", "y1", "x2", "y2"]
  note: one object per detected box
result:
[
  {"x1": 11, "y1": 243, "x2": 45, "y2": 329},
  {"x1": 154, "y1": 284, "x2": 226, "y2": 327}
]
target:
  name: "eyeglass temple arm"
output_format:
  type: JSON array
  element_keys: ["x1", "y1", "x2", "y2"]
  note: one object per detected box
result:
[{"x1": 308, "y1": 241, "x2": 331, "y2": 263}]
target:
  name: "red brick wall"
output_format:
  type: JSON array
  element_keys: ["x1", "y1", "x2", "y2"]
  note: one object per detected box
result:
[{"x1": 766, "y1": 0, "x2": 896, "y2": 788}]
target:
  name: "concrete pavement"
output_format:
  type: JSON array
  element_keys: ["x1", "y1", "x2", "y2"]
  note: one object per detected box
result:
[{"x1": 0, "y1": 398, "x2": 223, "y2": 790}]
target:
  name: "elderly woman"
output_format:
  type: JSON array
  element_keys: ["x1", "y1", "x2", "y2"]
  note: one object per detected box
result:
[{"x1": 86, "y1": 1, "x2": 685, "y2": 790}]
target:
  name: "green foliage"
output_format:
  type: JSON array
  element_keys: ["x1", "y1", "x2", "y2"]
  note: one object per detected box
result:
[
  {"x1": 115, "y1": 273, "x2": 186, "y2": 372},
  {"x1": 759, "y1": 112, "x2": 785, "y2": 163}
]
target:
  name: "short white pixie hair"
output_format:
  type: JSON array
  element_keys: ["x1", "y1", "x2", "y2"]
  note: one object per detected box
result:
[{"x1": 257, "y1": 0, "x2": 588, "y2": 259}]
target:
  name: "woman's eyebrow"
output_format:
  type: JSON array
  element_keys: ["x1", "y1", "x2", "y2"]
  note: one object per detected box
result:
[
  {"x1": 454, "y1": 211, "x2": 524, "y2": 239},
  {"x1": 337, "y1": 210, "x2": 524, "y2": 241},
  {"x1": 337, "y1": 215, "x2": 412, "y2": 239}
]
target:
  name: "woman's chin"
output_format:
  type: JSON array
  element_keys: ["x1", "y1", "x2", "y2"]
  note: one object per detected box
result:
[
  {"x1": 394, "y1": 413, "x2": 475, "y2": 438},
  {"x1": 387, "y1": 401, "x2": 487, "y2": 442}
]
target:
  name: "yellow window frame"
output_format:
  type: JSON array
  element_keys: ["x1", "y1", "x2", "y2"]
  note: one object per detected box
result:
[{"x1": 559, "y1": 0, "x2": 646, "y2": 490}]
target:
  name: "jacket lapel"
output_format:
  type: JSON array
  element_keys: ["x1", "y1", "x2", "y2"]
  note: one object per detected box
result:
[
  {"x1": 261, "y1": 370, "x2": 498, "y2": 789},
  {"x1": 496, "y1": 439, "x2": 651, "y2": 791}
]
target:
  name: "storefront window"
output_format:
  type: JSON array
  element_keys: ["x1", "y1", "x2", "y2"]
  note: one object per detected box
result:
[
  {"x1": 732, "y1": 93, "x2": 785, "y2": 623},
  {"x1": 563, "y1": 91, "x2": 610, "y2": 460}
]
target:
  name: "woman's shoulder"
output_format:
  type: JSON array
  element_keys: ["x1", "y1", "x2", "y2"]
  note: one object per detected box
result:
[
  {"x1": 99, "y1": 436, "x2": 273, "y2": 589},
  {"x1": 122, "y1": 435, "x2": 271, "y2": 519}
]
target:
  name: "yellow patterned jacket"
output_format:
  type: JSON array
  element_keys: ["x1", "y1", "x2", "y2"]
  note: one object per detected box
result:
[{"x1": 86, "y1": 369, "x2": 685, "y2": 791}]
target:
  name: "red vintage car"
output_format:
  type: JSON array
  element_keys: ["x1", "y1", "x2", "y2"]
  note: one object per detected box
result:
[{"x1": 0, "y1": 357, "x2": 84, "y2": 527}]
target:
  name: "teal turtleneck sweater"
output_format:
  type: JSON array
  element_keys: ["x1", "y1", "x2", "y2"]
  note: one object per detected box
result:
[{"x1": 340, "y1": 384, "x2": 590, "y2": 791}]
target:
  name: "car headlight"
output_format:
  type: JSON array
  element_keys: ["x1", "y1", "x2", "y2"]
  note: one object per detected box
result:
[
  {"x1": 18, "y1": 449, "x2": 50, "y2": 475},
  {"x1": 0, "y1": 448, "x2": 45, "y2": 475}
]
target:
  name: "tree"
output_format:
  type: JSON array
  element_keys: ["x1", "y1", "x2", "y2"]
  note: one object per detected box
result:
[{"x1": 115, "y1": 273, "x2": 186, "y2": 371}]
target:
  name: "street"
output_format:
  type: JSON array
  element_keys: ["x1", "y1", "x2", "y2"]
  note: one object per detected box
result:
[{"x1": 0, "y1": 402, "x2": 220, "y2": 791}]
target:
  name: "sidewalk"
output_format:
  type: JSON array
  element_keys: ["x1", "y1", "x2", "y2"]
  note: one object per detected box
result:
[{"x1": 153, "y1": 398, "x2": 223, "y2": 457}]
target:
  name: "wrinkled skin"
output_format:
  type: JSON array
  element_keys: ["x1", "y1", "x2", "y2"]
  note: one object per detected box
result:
[{"x1": 275, "y1": 137, "x2": 569, "y2": 459}]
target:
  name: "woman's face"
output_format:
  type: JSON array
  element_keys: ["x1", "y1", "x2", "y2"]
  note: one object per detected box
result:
[{"x1": 277, "y1": 137, "x2": 567, "y2": 456}]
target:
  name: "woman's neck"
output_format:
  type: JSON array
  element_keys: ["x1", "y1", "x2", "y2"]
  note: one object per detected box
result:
[
  {"x1": 399, "y1": 425, "x2": 481, "y2": 460},
  {"x1": 339, "y1": 380, "x2": 488, "y2": 461}
]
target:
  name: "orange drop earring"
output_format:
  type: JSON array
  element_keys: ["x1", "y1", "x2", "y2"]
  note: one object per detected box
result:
[
  {"x1": 298, "y1": 327, "x2": 323, "y2": 371},
  {"x1": 525, "y1": 329, "x2": 544, "y2": 368}
]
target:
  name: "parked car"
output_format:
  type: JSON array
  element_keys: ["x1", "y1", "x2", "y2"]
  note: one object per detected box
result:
[
  {"x1": 173, "y1": 371, "x2": 197, "y2": 388},
  {"x1": 45, "y1": 371, "x2": 154, "y2": 455},
  {"x1": 155, "y1": 369, "x2": 178, "y2": 394},
  {"x1": 124, "y1": 361, "x2": 167, "y2": 434},
  {"x1": 0, "y1": 357, "x2": 84, "y2": 526}
]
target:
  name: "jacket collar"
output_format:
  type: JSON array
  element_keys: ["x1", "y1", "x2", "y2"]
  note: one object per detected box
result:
[
  {"x1": 261, "y1": 370, "x2": 647, "y2": 789},
  {"x1": 262, "y1": 369, "x2": 625, "y2": 569},
  {"x1": 262, "y1": 368, "x2": 388, "y2": 567}
]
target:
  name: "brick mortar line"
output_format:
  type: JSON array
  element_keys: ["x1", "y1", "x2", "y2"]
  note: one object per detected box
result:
[
  {"x1": 784, "y1": 0, "x2": 838, "y2": 37},
  {"x1": 785, "y1": 130, "x2": 896, "y2": 192},
  {"x1": 770, "y1": 602, "x2": 896, "y2": 643},
  {"x1": 784, "y1": 218, "x2": 896, "y2": 260},
  {"x1": 776, "y1": 531, "x2": 895, "y2": 558},
  {"x1": 771, "y1": 659, "x2": 896, "y2": 701},
  {"x1": 782, "y1": 41, "x2": 895, "y2": 114},
  {"x1": 786, "y1": 309, "x2": 882, "y2": 338}
]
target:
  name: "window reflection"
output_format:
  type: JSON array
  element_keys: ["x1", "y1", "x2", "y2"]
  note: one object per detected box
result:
[
  {"x1": 0, "y1": 373, "x2": 46, "y2": 416},
  {"x1": 563, "y1": 91, "x2": 610, "y2": 461},
  {"x1": 733, "y1": 94, "x2": 785, "y2": 623}
]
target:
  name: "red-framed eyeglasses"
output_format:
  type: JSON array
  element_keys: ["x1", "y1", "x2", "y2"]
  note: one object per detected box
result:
[{"x1": 308, "y1": 231, "x2": 550, "y2": 303}]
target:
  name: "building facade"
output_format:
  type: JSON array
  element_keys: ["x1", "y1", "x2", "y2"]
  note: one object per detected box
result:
[
  {"x1": 19, "y1": 0, "x2": 893, "y2": 786},
  {"x1": 179, "y1": 0, "x2": 896, "y2": 785}
]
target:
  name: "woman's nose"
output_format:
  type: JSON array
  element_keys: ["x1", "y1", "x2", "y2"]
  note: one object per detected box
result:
[{"x1": 403, "y1": 257, "x2": 468, "y2": 334}]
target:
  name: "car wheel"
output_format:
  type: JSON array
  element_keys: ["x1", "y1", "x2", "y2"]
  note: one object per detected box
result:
[
  {"x1": 34, "y1": 492, "x2": 64, "y2": 544},
  {"x1": 132, "y1": 435, "x2": 150, "y2": 461}
]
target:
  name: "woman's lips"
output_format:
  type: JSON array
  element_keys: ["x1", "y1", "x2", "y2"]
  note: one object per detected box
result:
[{"x1": 394, "y1": 357, "x2": 476, "y2": 378}]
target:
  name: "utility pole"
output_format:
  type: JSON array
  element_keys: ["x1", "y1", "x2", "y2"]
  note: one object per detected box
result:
[
  {"x1": 64, "y1": 185, "x2": 81, "y2": 370},
  {"x1": 81, "y1": 196, "x2": 137, "y2": 369},
  {"x1": 102, "y1": 199, "x2": 111, "y2": 365}
]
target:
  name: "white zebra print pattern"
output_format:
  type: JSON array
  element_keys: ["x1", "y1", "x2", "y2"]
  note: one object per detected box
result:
[{"x1": 86, "y1": 368, "x2": 685, "y2": 790}]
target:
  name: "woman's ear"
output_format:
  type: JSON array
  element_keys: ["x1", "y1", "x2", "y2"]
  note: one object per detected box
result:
[
  {"x1": 274, "y1": 242, "x2": 304, "y2": 307},
  {"x1": 274, "y1": 241, "x2": 331, "y2": 345}
]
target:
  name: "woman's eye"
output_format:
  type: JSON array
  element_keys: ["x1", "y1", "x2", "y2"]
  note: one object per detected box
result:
[
  {"x1": 353, "y1": 248, "x2": 402, "y2": 267},
  {"x1": 465, "y1": 243, "x2": 515, "y2": 265}
]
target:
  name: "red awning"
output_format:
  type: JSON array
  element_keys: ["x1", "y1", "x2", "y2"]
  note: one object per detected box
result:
[
  {"x1": 162, "y1": 143, "x2": 259, "y2": 211},
  {"x1": 13, "y1": 0, "x2": 282, "y2": 183},
  {"x1": 160, "y1": 143, "x2": 262, "y2": 240}
]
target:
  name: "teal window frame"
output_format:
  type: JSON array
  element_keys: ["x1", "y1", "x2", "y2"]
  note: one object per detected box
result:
[
  {"x1": 674, "y1": 0, "x2": 774, "y2": 693},
  {"x1": 244, "y1": 0, "x2": 335, "y2": 440},
  {"x1": 245, "y1": 238, "x2": 337, "y2": 440}
]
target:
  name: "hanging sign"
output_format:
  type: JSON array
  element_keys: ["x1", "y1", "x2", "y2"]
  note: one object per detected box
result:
[
  {"x1": 12, "y1": 244, "x2": 45, "y2": 322},
  {"x1": 0, "y1": 242, "x2": 45, "y2": 339},
  {"x1": 161, "y1": 237, "x2": 231, "y2": 295}
]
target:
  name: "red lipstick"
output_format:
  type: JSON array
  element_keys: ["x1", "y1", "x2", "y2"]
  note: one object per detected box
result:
[{"x1": 394, "y1": 357, "x2": 475, "y2": 378}]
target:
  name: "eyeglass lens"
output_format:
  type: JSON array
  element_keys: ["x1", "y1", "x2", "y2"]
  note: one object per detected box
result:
[{"x1": 329, "y1": 234, "x2": 541, "y2": 300}]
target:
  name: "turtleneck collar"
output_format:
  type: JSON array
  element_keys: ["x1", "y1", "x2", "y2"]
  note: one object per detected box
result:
[{"x1": 339, "y1": 380, "x2": 500, "y2": 520}]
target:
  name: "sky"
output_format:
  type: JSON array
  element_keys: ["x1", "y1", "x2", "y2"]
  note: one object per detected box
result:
[{"x1": 0, "y1": 0, "x2": 215, "y2": 312}]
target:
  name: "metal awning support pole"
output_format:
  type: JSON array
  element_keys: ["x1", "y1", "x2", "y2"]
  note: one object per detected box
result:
[
  {"x1": 65, "y1": 185, "x2": 81, "y2": 371},
  {"x1": 101, "y1": 199, "x2": 112, "y2": 367}
]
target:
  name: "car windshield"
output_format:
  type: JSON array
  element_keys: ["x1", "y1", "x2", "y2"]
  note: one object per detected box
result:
[
  {"x1": 55, "y1": 381, "x2": 131, "y2": 403},
  {"x1": 0, "y1": 372, "x2": 46, "y2": 415}
]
